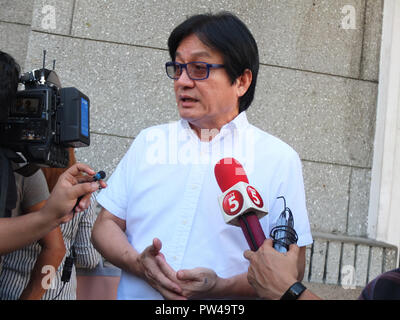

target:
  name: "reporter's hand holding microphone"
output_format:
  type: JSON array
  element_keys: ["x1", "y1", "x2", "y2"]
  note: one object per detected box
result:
[
  {"x1": 244, "y1": 239, "x2": 301, "y2": 300},
  {"x1": 0, "y1": 163, "x2": 106, "y2": 254},
  {"x1": 244, "y1": 239, "x2": 322, "y2": 300},
  {"x1": 214, "y1": 157, "x2": 318, "y2": 300},
  {"x1": 42, "y1": 163, "x2": 106, "y2": 223}
]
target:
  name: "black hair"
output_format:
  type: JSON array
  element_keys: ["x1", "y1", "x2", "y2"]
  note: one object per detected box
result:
[
  {"x1": 168, "y1": 12, "x2": 259, "y2": 112},
  {"x1": 0, "y1": 51, "x2": 20, "y2": 117}
]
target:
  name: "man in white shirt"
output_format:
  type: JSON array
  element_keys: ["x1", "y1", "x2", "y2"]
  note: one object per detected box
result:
[{"x1": 92, "y1": 12, "x2": 313, "y2": 300}]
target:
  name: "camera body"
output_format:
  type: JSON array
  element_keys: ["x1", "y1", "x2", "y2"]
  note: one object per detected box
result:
[{"x1": 0, "y1": 67, "x2": 90, "y2": 167}]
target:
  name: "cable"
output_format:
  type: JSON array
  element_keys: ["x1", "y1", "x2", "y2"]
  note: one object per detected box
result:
[
  {"x1": 50, "y1": 177, "x2": 103, "y2": 300},
  {"x1": 50, "y1": 282, "x2": 66, "y2": 300},
  {"x1": 270, "y1": 223, "x2": 298, "y2": 250},
  {"x1": 269, "y1": 196, "x2": 298, "y2": 251},
  {"x1": 51, "y1": 211, "x2": 77, "y2": 300},
  {"x1": 239, "y1": 214, "x2": 259, "y2": 251}
]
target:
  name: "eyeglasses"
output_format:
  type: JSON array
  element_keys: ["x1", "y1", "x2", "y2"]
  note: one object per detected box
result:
[{"x1": 165, "y1": 61, "x2": 225, "y2": 80}]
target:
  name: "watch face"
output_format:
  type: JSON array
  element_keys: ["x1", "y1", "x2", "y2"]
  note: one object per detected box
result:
[
  {"x1": 281, "y1": 282, "x2": 307, "y2": 300},
  {"x1": 291, "y1": 282, "x2": 306, "y2": 296}
]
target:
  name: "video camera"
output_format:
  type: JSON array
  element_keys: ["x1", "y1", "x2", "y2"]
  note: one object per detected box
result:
[{"x1": 0, "y1": 50, "x2": 90, "y2": 168}]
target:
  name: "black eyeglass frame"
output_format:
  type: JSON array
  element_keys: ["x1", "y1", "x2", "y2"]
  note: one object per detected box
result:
[{"x1": 165, "y1": 61, "x2": 225, "y2": 80}]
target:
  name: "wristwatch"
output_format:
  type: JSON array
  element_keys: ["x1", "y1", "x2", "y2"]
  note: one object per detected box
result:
[{"x1": 280, "y1": 281, "x2": 307, "y2": 300}]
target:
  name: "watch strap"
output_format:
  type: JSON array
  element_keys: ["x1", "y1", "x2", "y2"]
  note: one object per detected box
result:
[{"x1": 280, "y1": 281, "x2": 307, "y2": 300}]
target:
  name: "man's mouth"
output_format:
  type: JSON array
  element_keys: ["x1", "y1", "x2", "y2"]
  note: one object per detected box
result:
[{"x1": 180, "y1": 96, "x2": 198, "y2": 103}]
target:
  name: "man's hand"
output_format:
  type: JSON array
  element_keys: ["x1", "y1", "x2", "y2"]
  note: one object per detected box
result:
[
  {"x1": 41, "y1": 163, "x2": 106, "y2": 224},
  {"x1": 175, "y1": 267, "x2": 219, "y2": 299},
  {"x1": 137, "y1": 238, "x2": 186, "y2": 300},
  {"x1": 244, "y1": 239, "x2": 300, "y2": 300}
]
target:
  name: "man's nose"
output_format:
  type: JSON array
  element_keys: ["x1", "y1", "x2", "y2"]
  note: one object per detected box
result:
[{"x1": 175, "y1": 67, "x2": 195, "y2": 87}]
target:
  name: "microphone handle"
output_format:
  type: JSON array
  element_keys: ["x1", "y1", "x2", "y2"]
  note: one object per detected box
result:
[{"x1": 238, "y1": 212, "x2": 266, "y2": 251}]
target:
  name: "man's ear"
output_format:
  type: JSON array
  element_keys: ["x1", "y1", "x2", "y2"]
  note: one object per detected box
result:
[{"x1": 236, "y1": 69, "x2": 252, "y2": 98}]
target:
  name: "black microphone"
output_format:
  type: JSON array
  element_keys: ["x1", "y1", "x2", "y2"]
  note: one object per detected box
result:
[{"x1": 72, "y1": 170, "x2": 106, "y2": 211}]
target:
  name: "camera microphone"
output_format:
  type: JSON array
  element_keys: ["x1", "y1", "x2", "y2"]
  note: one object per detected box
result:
[{"x1": 40, "y1": 50, "x2": 46, "y2": 85}]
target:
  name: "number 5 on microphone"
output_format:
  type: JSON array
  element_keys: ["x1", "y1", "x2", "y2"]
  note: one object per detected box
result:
[
  {"x1": 246, "y1": 186, "x2": 264, "y2": 208},
  {"x1": 218, "y1": 181, "x2": 268, "y2": 226},
  {"x1": 223, "y1": 190, "x2": 244, "y2": 215}
]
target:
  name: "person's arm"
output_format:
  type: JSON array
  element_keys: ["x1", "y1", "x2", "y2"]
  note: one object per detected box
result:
[
  {"x1": 15, "y1": 170, "x2": 66, "y2": 300},
  {"x1": 0, "y1": 163, "x2": 105, "y2": 254},
  {"x1": 74, "y1": 202, "x2": 100, "y2": 269},
  {"x1": 296, "y1": 288, "x2": 321, "y2": 300},
  {"x1": 19, "y1": 223, "x2": 66, "y2": 299},
  {"x1": 91, "y1": 208, "x2": 185, "y2": 299},
  {"x1": 244, "y1": 239, "x2": 322, "y2": 300},
  {"x1": 170, "y1": 245, "x2": 305, "y2": 299},
  {"x1": 0, "y1": 211, "x2": 61, "y2": 255}
]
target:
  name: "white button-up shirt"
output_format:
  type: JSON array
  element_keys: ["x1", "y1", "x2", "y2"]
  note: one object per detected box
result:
[{"x1": 97, "y1": 112, "x2": 312, "y2": 299}]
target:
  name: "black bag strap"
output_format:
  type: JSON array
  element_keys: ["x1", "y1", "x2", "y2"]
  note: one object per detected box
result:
[
  {"x1": 14, "y1": 163, "x2": 40, "y2": 177},
  {"x1": 0, "y1": 149, "x2": 17, "y2": 218}
]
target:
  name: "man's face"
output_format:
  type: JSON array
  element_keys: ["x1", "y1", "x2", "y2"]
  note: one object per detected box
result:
[{"x1": 174, "y1": 34, "x2": 241, "y2": 135}]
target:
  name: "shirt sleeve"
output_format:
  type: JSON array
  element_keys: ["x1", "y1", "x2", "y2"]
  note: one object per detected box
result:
[
  {"x1": 267, "y1": 149, "x2": 313, "y2": 247},
  {"x1": 358, "y1": 268, "x2": 400, "y2": 300},
  {"x1": 20, "y1": 169, "x2": 50, "y2": 212},
  {"x1": 96, "y1": 131, "x2": 142, "y2": 220}
]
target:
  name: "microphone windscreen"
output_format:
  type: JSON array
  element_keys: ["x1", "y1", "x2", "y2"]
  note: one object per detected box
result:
[
  {"x1": 93, "y1": 171, "x2": 106, "y2": 181},
  {"x1": 214, "y1": 158, "x2": 249, "y2": 192},
  {"x1": 98, "y1": 171, "x2": 106, "y2": 179}
]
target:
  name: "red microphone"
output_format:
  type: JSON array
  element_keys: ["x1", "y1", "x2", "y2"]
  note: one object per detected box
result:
[{"x1": 214, "y1": 158, "x2": 267, "y2": 251}]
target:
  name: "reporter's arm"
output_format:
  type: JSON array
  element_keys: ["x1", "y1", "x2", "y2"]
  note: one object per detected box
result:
[
  {"x1": 0, "y1": 163, "x2": 104, "y2": 254},
  {"x1": 18, "y1": 198, "x2": 66, "y2": 300},
  {"x1": 221, "y1": 245, "x2": 305, "y2": 298},
  {"x1": 174, "y1": 246, "x2": 305, "y2": 299},
  {"x1": 0, "y1": 210, "x2": 62, "y2": 254},
  {"x1": 297, "y1": 288, "x2": 322, "y2": 300},
  {"x1": 19, "y1": 226, "x2": 66, "y2": 300},
  {"x1": 244, "y1": 239, "x2": 321, "y2": 300}
]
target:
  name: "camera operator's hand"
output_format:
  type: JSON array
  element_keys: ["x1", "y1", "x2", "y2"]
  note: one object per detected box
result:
[
  {"x1": 0, "y1": 163, "x2": 106, "y2": 254},
  {"x1": 41, "y1": 163, "x2": 106, "y2": 224}
]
